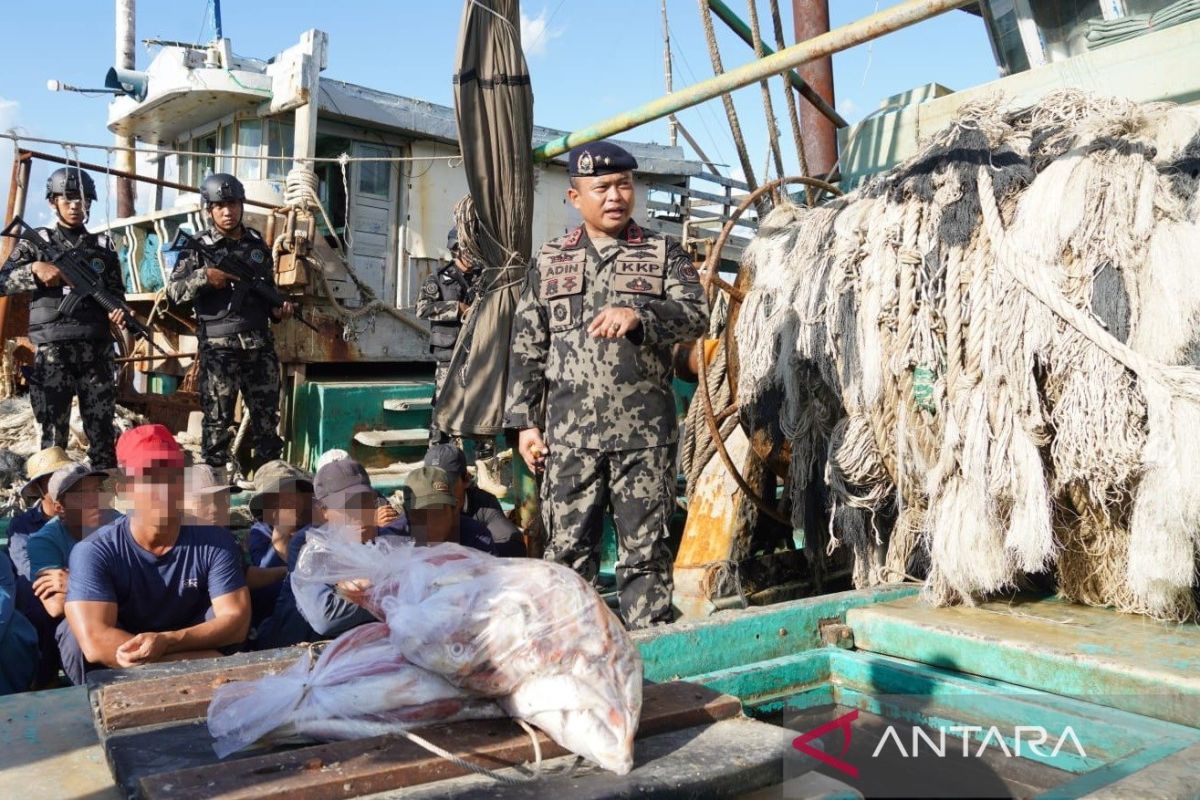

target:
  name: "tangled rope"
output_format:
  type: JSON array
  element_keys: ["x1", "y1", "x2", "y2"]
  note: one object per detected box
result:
[{"x1": 734, "y1": 90, "x2": 1200, "y2": 621}]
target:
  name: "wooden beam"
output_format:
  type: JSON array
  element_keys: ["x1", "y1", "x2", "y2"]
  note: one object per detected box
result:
[{"x1": 138, "y1": 681, "x2": 742, "y2": 800}]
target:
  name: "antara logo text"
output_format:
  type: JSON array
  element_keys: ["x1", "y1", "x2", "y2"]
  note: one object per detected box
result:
[{"x1": 792, "y1": 709, "x2": 1088, "y2": 778}]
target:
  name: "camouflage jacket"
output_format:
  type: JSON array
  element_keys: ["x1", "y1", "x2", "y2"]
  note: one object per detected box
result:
[{"x1": 505, "y1": 221, "x2": 708, "y2": 451}]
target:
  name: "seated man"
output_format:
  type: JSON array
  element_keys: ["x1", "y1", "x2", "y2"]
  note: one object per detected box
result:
[
  {"x1": 246, "y1": 460, "x2": 313, "y2": 631},
  {"x1": 257, "y1": 458, "x2": 400, "y2": 649},
  {"x1": 403, "y1": 466, "x2": 496, "y2": 554},
  {"x1": 0, "y1": 551, "x2": 37, "y2": 695},
  {"x1": 28, "y1": 464, "x2": 114, "y2": 622},
  {"x1": 182, "y1": 464, "x2": 242, "y2": 528},
  {"x1": 61, "y1": 425, "x2": 249, "y2": 684},
  {"x1": 7, "y1": 446, "x2": 75, "y2": 686},
  {"x1": 8, "y1": 447, "x2": 76, "y2": 581},
  {"x1": 424, "y1": 443, "x2": 525, "y2": 556}
]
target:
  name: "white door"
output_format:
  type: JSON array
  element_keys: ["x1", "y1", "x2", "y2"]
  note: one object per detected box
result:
[{"x1": 347, "y1": 142, "x2": 400, "y2": 302}]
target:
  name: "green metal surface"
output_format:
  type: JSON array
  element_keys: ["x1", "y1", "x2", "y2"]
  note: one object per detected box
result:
[
  {"x1": 633, "y1": 585, "x2": 919, "y2": 682},
  {"x1": 0, "y1": 685, "x2": 118, "y2": 798},
  {"x1": 847, "y1": 595, "x2": 1200, "y2": 727},
  {"x1": 532, "y1": 0, "x2": 970, "y2": 161},
  {"x1": 288, "y1": 379, "x2": 435, "y2": 470}
]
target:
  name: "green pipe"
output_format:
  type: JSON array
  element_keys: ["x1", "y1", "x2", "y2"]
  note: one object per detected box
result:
[
  {"x1": 533, "y1": 0, "x2": 970, "y2": 162},
  {"x1": 706, "y1": 0, "x2": 848, "y2": 129}
]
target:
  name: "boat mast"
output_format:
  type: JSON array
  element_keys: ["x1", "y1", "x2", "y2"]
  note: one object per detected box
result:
[{"x1": 114, "y1": 0, "x2": 136, "y2": 216}]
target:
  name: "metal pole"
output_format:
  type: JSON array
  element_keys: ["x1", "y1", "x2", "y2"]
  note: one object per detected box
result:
[
  {"x1": 706, "y1": 0, "x2": 847, "y2": 129},
  {"x1": 662, "y1": 0, "x2": 677, "y2": 147},
  {"x1": 533, "y1": 0, "x2": 969, "y2": 162},
  {"x1": 115, "y1": 0, "x2": 137, "y2": 217},
  {"x1": 0, "y1": 152, "x2": 32, "y2": 365},
  {"x1": 792, "y1": 0, "x2": 838, "y2": 177},
  {"x1": 20, "y1": 149, "x2": 283, "y2": 211}
]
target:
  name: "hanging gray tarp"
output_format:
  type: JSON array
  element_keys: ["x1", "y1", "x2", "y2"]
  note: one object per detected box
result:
[{"x1": 435, "y1": 0, "x2": 534, "y2": 437}]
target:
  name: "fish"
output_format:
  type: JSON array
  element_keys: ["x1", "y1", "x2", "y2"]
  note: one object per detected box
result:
[
  {"x1": 207, "y1": 623, "x2": 502, "y2": 757},
  {"x1": 293, "y1": 535, "x2": 644, "y2": 774}
]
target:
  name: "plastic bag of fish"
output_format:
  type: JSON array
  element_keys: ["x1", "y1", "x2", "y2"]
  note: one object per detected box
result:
[
  {"x1": 207, "y1": 623, "x2": 506, "y2": 758},
  {"x1": 209, "y1": 533, "x2": 643, "y2": 774}
]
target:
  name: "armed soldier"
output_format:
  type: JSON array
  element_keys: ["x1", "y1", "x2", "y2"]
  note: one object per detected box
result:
[
  {"x1": 0, "y1": 168, "x2": 126, "y2": 470},
  {"x1": 417, "y1": 227, "x2": 477, "y2": 435},
  {"x1": 167, "y1": 173, "x2": 292, "y2": 476},
  {"x1": 417, "y1": 227, "x2": 500, "y2": 488},
  {"x1": 505, "y1": 141, "x2": 708, "y2": 628}
]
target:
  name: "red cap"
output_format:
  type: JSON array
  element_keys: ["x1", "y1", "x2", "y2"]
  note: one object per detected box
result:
[{"x1": 117, "y1": 424, "x2": 185, "y2": 477}]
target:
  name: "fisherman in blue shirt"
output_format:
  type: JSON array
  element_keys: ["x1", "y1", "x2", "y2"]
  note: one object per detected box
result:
[
  {"x1": 27, "y1": 464, "x2": 115, "y2": 622},
  {"x1": 244, "y1": 460, "x2": 313, "y2": 632},
  {"x1": 61, "y1": 425, "x2": 249, "y2": 684},
  {"x1": 8, "y1": 446, "x2": 78, "y2": 686},
  {"x1": 0, "y1": 551, "x2": 37, "y2": 694},
  {"x1": 256, "y1": 457, "x2": 404, "y2": 649},
  {"x1": 402, "y1": 466, "x2": 496, "y2": 554}
]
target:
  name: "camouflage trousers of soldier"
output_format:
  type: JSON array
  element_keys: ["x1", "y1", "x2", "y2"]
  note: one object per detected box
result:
[
  {"x1": 29, "y1": 341, "x2": 117, "y2": 469},
  {"x1": 541, "y1": 445, "x2": 675, "y2": 629},
  {"x1": 198, "y1": 343, "x2": 284, "y2": 471}
]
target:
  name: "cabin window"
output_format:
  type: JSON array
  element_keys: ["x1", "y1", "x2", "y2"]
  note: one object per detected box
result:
[
  {"x1": 356, "y1": 144, "x2": 391, "y2": 198},
  {"x1": 267, "y1": 120, "x2": 295, "y2": 180},
  {"x1": 236, "y1": 120, "x2": 263, "y2": 182},
  {"x1": 217, "y1": 124, "x2": 234, "y2": 174},
  {"x1": 194, "y1": 133, "x2": 218, "y2": 183}
]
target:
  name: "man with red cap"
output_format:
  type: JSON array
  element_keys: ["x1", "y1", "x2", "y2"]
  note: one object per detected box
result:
[{"x1": 60, "y1": 424, "x2": 249, "y2": 684}]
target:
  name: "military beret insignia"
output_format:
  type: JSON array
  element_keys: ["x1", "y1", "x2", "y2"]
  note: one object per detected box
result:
[
  {"x1": 577, "y1": 150, "x2": 594, "y2": 176},
  {"x1": 676, "y1": 261, "x2": 701, "y2": 284}
]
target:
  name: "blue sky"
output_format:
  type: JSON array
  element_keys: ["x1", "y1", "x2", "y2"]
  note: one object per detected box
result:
[{"x1": 0, "y1": 1, "x2": 999, "y2": 220}]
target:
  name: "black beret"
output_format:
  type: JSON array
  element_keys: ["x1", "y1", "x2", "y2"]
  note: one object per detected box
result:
[{"x1": 568, "y1": 141, "x2": 638, "y2": 177}]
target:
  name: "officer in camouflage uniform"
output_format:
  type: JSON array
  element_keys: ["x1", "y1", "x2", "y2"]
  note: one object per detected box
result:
[
  {"x1": 415, "y1": 226, "x2": 479, "y2": 444},
  {"x1": 505, "y1": 141, "x2": 708, "y2": 628},
  {"x1": 0, "y1": 168, "x2": 125, "y2": 469},
  {"x1": 167, "y1": 173, "x2": 291, "y2": 473}
]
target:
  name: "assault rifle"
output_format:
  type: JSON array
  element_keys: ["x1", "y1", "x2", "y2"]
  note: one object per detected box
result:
[
  {"x1": 168, "y1": 229, "x2": 321, "y2": 334},
  {"x1": 1, "y1": 216, "x2": 169, "y2": 356}
]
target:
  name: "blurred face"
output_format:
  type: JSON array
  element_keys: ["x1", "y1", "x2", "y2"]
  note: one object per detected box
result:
[
  {"x1": 208, "y1": 200, "x2": 244, "y2": 234},
  {"x1": 320, "y1": 491, "x2": 378, "y2": 543},
  {"x1": 265, "y1": 489, "x2": 313, "y2": 531},
  {"x1": 57, "y1": 476, "x2": 108, "y2": 533},
  {"x1": 51, "y1": 194, "x2": 88, "y2": 228},
  {"x1": 124, "y1": 465, "x2": 184, "y2": 527},
  {"x1": 407, "y1": 505, "x2": 457, "y2": 545},
  {"x1": 568, "y1": 172, "x2": 635, "y2": 236},
  {"x1": 186, "y1": 491, "x2": 231, "y2": 527}
]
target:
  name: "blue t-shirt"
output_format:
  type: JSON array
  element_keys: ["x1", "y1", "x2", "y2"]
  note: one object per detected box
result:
[
  {"x1": 27, "y1": 518, "x2": 76, "y2": 578},
  {"x1": 67, "y1": 517, "x2": 246, "y2": 635},
  {"x1": 6, "y1": 503, "x2": 52, "y2": 581},
  {"x1": 246, "y1": 522, "x2": 291, "y2": 629},
  {"x1": 27, "y1": 510, "x2": 122, "y2": 578}
]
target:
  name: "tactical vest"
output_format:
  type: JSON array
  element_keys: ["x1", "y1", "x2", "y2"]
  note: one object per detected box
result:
[
  {"x1": 28, "y1": 228, "x2": 113, "y2": 345},
  {"x1": 429, "y1": 265, "x2": 476, "y2": 362},
  {"x1": 192, "y1": 229, "x2": 273, "y2": 338}
]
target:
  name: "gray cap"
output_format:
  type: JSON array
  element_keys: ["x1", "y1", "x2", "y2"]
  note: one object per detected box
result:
[
  {"x1": 313, "y1": 458, "x2": 375, "y2": 507},
  {"x1": 423, "y1": 443, "x2": 467, "y2": 482},
  {"x1": 249, "y1": 460, "x2": 313, "y2": 513},
  {"x1": 186, "y1": 464, "x2": 242, "y2": 496},
  {"x1": 48, "y1": 464, "x2": 107, "y2": 503}
]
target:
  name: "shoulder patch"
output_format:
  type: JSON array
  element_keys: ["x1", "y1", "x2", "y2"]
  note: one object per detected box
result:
[
  {"x1": 422, "y1": 280, "x2": 440, "y2": 299},
  {"x1": 561, "y1": 226, "x2": 584, "y2": 249},
  {"x1": 675, "y1": 259, "x2": 701, "y2": 284}
]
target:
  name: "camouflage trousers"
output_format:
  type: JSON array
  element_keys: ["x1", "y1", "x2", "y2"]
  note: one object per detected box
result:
[
  {"x1": 198, "y1": 343, "x2": 283, "y2": 470},
  {"x1": 29, "y1": 340, "x2": 117, "y2": 469},
  {"x1": 542, "y1": 445, "x2": 675, "y2": 629}
]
